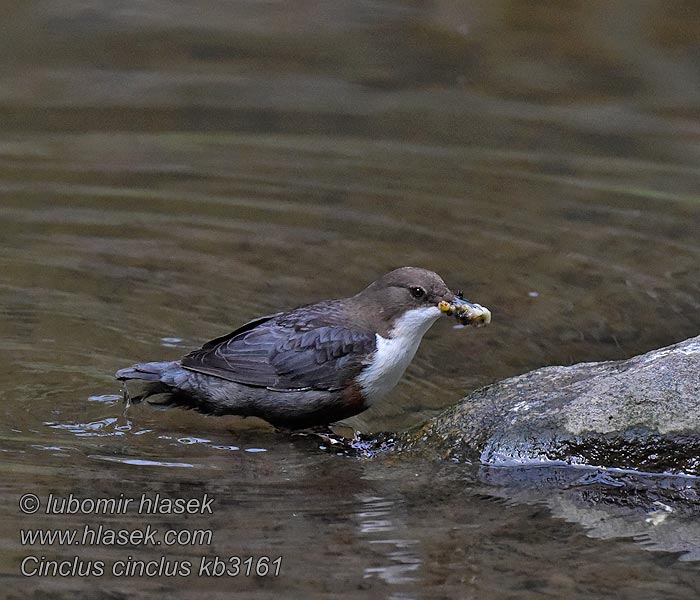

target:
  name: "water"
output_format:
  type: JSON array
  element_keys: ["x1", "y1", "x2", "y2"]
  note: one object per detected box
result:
[{"x1": 1, "y1": 1, "x2": 699, "y2": 597}]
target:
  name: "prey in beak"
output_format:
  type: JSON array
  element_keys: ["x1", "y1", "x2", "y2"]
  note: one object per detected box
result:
[{"x1": 438, "y1": 293, "x2": 492, "y2": 328}]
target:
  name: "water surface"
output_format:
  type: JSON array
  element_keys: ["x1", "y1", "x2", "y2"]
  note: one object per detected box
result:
[{"x1": 1, "y1": 1, "x2": 699, "y2": 598}]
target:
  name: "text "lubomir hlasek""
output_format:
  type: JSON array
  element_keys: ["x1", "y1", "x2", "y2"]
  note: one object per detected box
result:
[{"x1": 41, "y1": 493, "x2": 213, "y2": 515}]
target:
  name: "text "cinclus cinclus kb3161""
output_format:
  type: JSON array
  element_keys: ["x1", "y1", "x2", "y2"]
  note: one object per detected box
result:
[{"x1": 116, "y1": 267, "x2": 491, "y2": 429}]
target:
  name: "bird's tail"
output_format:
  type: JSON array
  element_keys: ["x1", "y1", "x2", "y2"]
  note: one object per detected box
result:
[
  {"x1": 115, "y1": 360, "x2": 179, "y2": 382},
  {"x1": 115, "y1": 360, "x2": 183, "y2": 404}
]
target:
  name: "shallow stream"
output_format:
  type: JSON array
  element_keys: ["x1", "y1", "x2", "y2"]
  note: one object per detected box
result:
[{"x1": 1, "y1": 1, "x2": 699, "y2": 597}]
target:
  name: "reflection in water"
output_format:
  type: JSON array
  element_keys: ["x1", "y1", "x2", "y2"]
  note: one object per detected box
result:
[
  {"x1": 356, "y1": 495, "x2": 422, "y2": 585},
  {"x1": 47, "y1": 417, "x2": 133, "y2": 437},
  {"x1": 175, "y1": 437, "x2": 212, "y2": 445},
  {"x1": 87, "y1": 393, "x2": 123, "y2": 403},
  {"x1": 479, "y1": 465, "x2": 700, "y2": 562},
  {"x1": 91, "y1": 455, "x2": 196, "y2": 468}
]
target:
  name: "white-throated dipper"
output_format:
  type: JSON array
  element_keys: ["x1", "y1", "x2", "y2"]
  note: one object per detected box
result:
[{"x1": 116, "y1": 267, "x2": 491, "y2": 428}]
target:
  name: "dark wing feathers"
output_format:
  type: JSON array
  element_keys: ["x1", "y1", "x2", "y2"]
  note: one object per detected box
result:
[
  {"x1": 181, "y1": 305, "x2": 376, "y2": 391},
  {"x1": 196, "y1": 313, "x2": 282, "y2": 350}
]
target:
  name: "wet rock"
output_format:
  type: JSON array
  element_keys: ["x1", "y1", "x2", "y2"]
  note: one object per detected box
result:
[{"x1": 397, "y1": 336, "x2": 700, "y2": 475}]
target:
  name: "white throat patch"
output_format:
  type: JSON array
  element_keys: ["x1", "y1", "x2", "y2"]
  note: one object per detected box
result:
[{"x1": 357, "y1": 305, "x2": 442, "y2": 405}]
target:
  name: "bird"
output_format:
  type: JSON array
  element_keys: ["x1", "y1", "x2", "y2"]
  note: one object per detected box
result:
[{"x1": 115, "y1": 267, "x2": 490, "y2": 429}]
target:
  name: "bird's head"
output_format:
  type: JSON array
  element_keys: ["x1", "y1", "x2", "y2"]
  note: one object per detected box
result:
[{"x1": 355, "y1": 267, "x2": 491, "y2": 338}]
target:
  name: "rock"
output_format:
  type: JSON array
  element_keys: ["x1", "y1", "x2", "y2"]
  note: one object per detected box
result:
[{"x1": 396, "y1": 335, "x2": 700, "y2": 475}]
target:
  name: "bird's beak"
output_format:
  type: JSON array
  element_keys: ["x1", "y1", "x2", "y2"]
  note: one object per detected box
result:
[{"x1": 438, "y1": 293, "x2": 492, "y2": 328}]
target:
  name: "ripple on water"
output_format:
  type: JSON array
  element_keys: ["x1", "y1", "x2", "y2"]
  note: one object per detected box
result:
[
  {"x1": 1, "y1": 4, "x2": 699, "y2": 595},
  {"x1": 1, "y1": 131, "x2": 699, "y2": 433},
  {"x1": 89, "y1": 455, "x2": 197, "y2": 468},
  {"x1": 46, "y1": 418, "x2": 129, "y2": 437},
  {"x1": 355, "y1": 494, "x2": 422, "y2": 584}
]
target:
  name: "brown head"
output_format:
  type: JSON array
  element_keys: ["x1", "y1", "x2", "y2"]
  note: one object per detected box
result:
[{"x1": 349, "y1": 267, "x2": 490, "y2": 337}]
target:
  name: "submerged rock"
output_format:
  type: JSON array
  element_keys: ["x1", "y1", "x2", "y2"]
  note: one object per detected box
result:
[{"x1": 397, "y1": 335, "x2": 700, "y2": 475}]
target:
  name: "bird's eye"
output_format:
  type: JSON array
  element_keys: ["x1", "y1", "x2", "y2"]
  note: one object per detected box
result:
[{"x1": 410, "y1": 286, "x2": 426, "y2": 299}]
